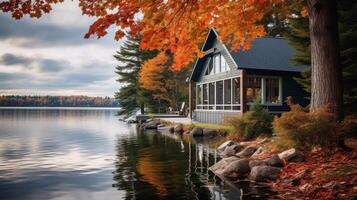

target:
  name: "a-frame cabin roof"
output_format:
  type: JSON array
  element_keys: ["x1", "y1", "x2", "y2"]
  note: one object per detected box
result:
[{"x1": 190, "y1": 28, "x2": 305, "y2": 82}]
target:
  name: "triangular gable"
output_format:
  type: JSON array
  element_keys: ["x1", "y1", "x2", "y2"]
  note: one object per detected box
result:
[{"x1": 190, "y1": 28, "x2": 238, "y2": 82}]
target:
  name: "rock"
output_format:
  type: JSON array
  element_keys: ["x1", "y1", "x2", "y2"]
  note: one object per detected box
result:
[
  {"x1": 202, "y1": 128, "x2": 218, "y2": 137},
  {"x1": 278, "y1": 148, "x2": 305, "y2": 162},
  {"x1": 322, "y1": 181, "x2": 343, "y2": 190},
  {"x1": 299, "y1": 183, "x2": 313, "y2": 192},
  {"x1": 221, "y1": 159, "x2": 250, "y2": 178},
  {"x1": 217, "y1": 140, "x2": 236, "y2": 152},
  {"x1": 190, "y1": 127, "x2": 203, "y2": 137},
  {"x1": 183, "y1": 130, "x2": 190, "y2": 135},
  {"x1": 236, "y1": 146, "x2": 257, "y2": 158},
  {"x1": 174, "y1": 124, "x2": 184, "y2": 134},
  {"x1": 249, "y1": 160, "x2": 267, "y2": 169},
  {"x1": 210, "y1": 156, "x2": 240, "y2": 174},
  {"x1": 249, "y1": 166, "x2": 281, "y2": 182},
  {"x1": 141, "y1": 120, "x2": 159, "y2": 130},
  {"x1": 282, "y1": 169, "x2": 310, "y2": 186},
  {"x1": 157, "y1": 124, "x2": 165, "y2": 128},
  {"x1": 168, "y1": 126, "x2": 175, "y2": 133},
  {"x1": 220, "y1": 144, "x2": 242, "y2": 158},
  {"x1": 265, "y1": 154, "x2": 284, "y2": 167},
  {"x1": 251, "y1": 147, "x2": 265, "y2": 157}
]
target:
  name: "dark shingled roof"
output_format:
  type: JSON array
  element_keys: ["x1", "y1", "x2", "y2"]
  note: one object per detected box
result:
[
  {"x1": 229, "y1": 37, "x2": 305, "y2": 72},
  {"x1": 190, "y1": 28, "x2": 307, "y2": 82}
]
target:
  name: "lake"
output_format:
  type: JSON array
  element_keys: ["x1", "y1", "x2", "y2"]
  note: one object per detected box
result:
[{"x1": 0, "y1": 108, "x2": 275, "y2": 200}]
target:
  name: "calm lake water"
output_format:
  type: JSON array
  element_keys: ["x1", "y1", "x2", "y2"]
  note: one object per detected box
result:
[{"x1": 0, "y1": 108, "x2": 275, "y2": 200}]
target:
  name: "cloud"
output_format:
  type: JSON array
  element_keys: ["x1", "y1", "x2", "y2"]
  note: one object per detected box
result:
[
  {"x1": 0, "y1": 14, "x2": 115, "y2": 48},
  {"x1": 0, "y1": 53, "x2": 70, "y2": 73},
  {"x1": 38, "y1": 59, "x2": 70, "y2": 73},
  {"x1": 0, "y1": 53, "x2": 32, "y2": 67},
  {"x1": 0, "y1": 2, "x2": 120, "y2": 97}
]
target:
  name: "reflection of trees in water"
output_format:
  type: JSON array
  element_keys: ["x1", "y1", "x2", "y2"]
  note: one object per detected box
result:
[{"x1": 112, "y1": 128, "x2": 274, "y2": 200}]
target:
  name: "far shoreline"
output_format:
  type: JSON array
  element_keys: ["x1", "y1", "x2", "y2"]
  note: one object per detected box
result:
[{"x1": 0, "y1": 106, "x2": 121, "y2": 110}]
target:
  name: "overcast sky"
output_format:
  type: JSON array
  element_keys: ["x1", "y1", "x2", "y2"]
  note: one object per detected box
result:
[{"x1": 0, "y1": 1, "x2": 123, "y2": 97}]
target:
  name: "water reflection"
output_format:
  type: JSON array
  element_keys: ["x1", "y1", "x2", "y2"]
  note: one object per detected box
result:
[{"x1": 0, "y1": 108, "x2": 276, "y2": 200}]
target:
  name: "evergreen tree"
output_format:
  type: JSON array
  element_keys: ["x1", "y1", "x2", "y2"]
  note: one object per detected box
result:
[
  {"x1": 114, "y1": 35, "x2": 158, "y2": 117},
  {"x1": 283, "y1": 0, "x2": 357, "y2": 113}
]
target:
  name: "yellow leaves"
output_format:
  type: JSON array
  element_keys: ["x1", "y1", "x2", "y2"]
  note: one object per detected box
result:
[{"x1": 139, "y1": 51, "x2": 170, "y2": 94}]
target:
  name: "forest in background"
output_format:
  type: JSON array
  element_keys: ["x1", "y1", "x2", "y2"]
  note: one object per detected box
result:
[{"x1": 0, "y1": 95, "x2": 119, "y2": 107}]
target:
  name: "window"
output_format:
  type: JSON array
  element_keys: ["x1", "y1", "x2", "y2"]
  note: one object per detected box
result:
[
  {"x1": 204, "y1": 53, "x2": 229, "y2": 76},
  {"x1": 265, "y1": 78, "x2": 281, "y2": 104},
  {"x1": 203, "y1": 84, "x2": 208, "y2": 108},
  {"x1": 209, "y1": 82, "x2": 215, "y2": 109},
  {"x1": 196, "y1": 77, "x2": 241, "y2": 111},
  {"x1": 205, "y1": 58, "x2": 213, "y2": 75},
  {"x1": 216, "y1": 80, "x2": 223, "y2": 110},
  {"x1": 197, "y1": 85, "x2": 202, "y2": 105},
  {"x1": 247, "y1": 77, "x2": 262, "y2": 103},
  {"x1": 233, "y1": 78, "x2": 240, "y2": 104},
  {"x1": 224, "y1": 79, "x2": 232, "y2": 110},
  {"x1": 220, "y1": 54, "x2": 229, "y2": 72},
  {"x1": 214, "y1": 54, "x2": 220, "y2": 74}
]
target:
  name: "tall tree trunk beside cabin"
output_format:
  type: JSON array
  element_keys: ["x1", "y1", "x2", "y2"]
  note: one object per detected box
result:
[{"x1": 307, "y1": 0, "x2": 343, "y2": 120}]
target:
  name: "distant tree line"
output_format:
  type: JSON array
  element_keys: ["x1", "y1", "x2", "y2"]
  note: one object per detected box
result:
[{"x1": 0, "y1": 95, "x2": 120, "y2": 107}]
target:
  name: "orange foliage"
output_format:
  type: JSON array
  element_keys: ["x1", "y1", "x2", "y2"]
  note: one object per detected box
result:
[
  {"x1": 1, "y1": 0, "x2": 289, "y2": 70},
  {"x1": 139, "y1": 51, "x2": 172, "y2": 102}
]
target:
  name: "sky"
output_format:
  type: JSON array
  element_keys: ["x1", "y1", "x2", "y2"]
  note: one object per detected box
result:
[{"x1": 0, "y1": 1, "x2": 123, "y2": 97}]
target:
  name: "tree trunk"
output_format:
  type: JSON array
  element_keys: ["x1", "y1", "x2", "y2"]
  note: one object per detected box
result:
[{"x1": 307, "y1": 0, "x2": 343, "y2": 120}]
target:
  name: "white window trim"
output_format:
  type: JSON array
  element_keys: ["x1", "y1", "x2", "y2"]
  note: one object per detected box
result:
[{"x1": 196, "y1": 76, "x2": 241, "y2": 112}]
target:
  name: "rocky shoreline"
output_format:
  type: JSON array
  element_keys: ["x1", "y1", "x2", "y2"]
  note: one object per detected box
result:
[{"x1": 139, "y1": 119, "x2": 357, "y2": 199}]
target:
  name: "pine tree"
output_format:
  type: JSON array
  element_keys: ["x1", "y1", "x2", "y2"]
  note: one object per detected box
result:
[
  {"x1": 283, "y1": 0, "x2": 357, "y2": 113},
  {"x1": 114, "y1": 35, "x2": 158, "y2": 117}
]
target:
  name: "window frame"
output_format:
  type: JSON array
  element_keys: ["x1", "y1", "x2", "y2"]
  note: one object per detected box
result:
[
  {"x1": 196, "y1": 76, "x2": 241, "y2": 112},
  {"x1": 246, "y1": 75, "x2": 283, "y2": 106}
]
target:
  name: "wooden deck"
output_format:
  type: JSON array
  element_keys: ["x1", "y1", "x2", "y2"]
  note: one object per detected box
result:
[{"x1": 136, "y1": 114, "x2": 185, "y2": 122}]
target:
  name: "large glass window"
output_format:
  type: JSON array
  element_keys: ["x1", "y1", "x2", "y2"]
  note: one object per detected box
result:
[
  {"x1": 204, "y1": 53, "x2": 230, "y2": 76},
  {"x1": 224, "y1": 79, "x2": 232, "y2": 110},
  {"x1": 233, "y1": 78, "x2": 240, "y2": 104},
  {"x1": 214, "y1": 54, "x2": 220, "y2": 74},
  {"x1": 216, "y1": 80, "x2": 223, "y2": 110},
  {"x1": 209, "y1": 82, "x2": 215, "y2": 109},
  {"x1": 220, "y1": 54, "x2": 228, "y2": 72},
  {"x1": 224, "y1": 79, "x2": 231, "y2": 104},
  {"x1": 265, "y1": 78, "x2": 281, "y2": 104},
  {"x1": 205, "y1": 58, "x2": 214, "y2": 75},
  {"x1": 247, "y1": 77, "x2": 261, "y2": 103},
  {"x1": 203, "y1": 84, "x2": 208, "y2": 105}
]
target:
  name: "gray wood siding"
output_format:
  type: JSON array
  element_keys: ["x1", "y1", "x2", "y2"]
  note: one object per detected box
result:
[{"x1": 194, "y1": 110, "x2": 241, "y2": 124}]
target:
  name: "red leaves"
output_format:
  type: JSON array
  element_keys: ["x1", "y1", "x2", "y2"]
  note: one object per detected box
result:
[
  {"x1": 0, "y1": 0, "x2": 58, "y2": 19},
  {"x1": 273, "y1": 149, "x2": 357, "y2": 199},
  {"x1": 12, "y1": 10, "x2": 23, "y2": 19}
]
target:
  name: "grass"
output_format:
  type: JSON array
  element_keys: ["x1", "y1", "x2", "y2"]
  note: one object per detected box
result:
[{"x1": 183, "y1": 122, "x2": 234, "y2": 135}]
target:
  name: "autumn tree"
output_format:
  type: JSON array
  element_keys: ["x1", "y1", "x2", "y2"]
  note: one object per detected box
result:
[
  {"x1": 139, "y1": 51, "x2": 190, "y2": 111},
  {"x1": 0, "y1": 0, "x2": 345, "y2": 118}
]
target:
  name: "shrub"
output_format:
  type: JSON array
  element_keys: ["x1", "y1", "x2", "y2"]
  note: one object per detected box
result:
[
  {"x1": 225, "y1": 99, "x2": 272, "y2": 140},
  {"x1": 273, "y1": 102, "x2": 338, "y2": 150},
  {"x1": 340, "y1": 115, "x2": 357, "y2": 138}
]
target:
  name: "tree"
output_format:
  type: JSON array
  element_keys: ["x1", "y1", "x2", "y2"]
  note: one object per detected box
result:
[
  {"x1": 284, "y1": 0, "x2": 357, "y2": 113},
  {"x1": 114, "y1": 35, "x2": 158, "y2": 117},
  {"x1": 1, "y1": 0, "x2": 345, "y2": 118},
  {"x1": 139, "y1": 51, "x2": 190, "y2": 111}
]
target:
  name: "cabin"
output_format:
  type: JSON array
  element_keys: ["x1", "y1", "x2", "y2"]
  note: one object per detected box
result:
[{"x1": 188, "y1": 28, "x2": 309, "y2": 124}]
